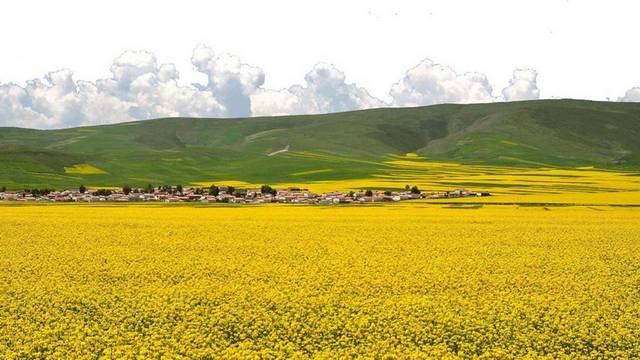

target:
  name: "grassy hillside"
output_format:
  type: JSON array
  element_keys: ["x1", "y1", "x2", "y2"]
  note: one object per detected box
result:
[{"x1": 1, "y1": 99, "x2": 639, "y2": 189}]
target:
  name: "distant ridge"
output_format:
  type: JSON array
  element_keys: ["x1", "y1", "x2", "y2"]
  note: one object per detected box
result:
[{"x1": 1, "y1": 99, "x2": 639, "y2": 188}]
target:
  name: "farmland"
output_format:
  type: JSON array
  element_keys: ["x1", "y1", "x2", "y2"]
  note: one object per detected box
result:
[
  {"x1": 2, "y1": 99, "x2": 640, "y2": 190},
  {"x1": 1, "y1": 204, "x2": 639, "y2": 358},
  {"x1": 2, "y1": 99, "x2": 640, "y2": 358}
]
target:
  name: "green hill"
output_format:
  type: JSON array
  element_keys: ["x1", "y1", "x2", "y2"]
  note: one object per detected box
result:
[{"x1": 1, "y1": 99, "x2": 640, "y2": 189}]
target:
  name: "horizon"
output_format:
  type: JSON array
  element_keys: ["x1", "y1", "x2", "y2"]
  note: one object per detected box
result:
[{"x1": 0, "y1": 97, "x2": 629, "y2": 130}]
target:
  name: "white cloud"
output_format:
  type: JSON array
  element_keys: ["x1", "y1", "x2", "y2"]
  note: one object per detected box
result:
[
  {"x1": 191, "y1": 44, "x2": 264, "y2": 117},
  {"x1": 618, "y1": 87, "x2": 640, "y2": 102},
  {"x1": 96, "y1": 50, "x2": 225, "y2": 120},
  {"x1": 0, "y1": 46, "x2": 547, "y2": 129},
  {"x1": 0, "y1": 83, "x2": 49, "y2": 128},
  {"x1": 502, "y1": 69, "x2": 540, "y2": 101},
  {"x1": 389, "y1": 59, "x2": 496, "y2": 107},
  {"x1": 251, "y1": 63, "x2": 384, "y2": 116},
  {"x1": 0, "y1": 50, "x2": 226, "y2": 128},
  {"x1": 109, "y1": 50, "x2": 157, "y2": 91},
  {"x1": 0, "y1": 69, "x2": 133, "y2": 128}
]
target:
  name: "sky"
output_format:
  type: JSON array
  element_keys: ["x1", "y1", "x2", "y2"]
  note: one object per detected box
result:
[{"x1": 1, "y1": 0, "x2": 639, "y2": 128}]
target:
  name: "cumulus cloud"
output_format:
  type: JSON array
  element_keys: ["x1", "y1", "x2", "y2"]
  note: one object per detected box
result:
[
  {"x1": 0, "y1": 69, "x2": 133, "y2": 128},
  {"x1": 389, "y1": 59, "x2": 496, "y2": 107},
  {"x1": 502, "y1": 69, "x2": 540, "y2": 101},
  {"x1": 251, "y1": 63, "x2": 384, "y2": 116},
  {"x1": 191, "y1": 44, "x2": 264, "y2": 117},
  {"x1": 0, "y1": 50, "x2": 226, "y2": 128},
  {"x1": 618, "y1": 87, "x2": 640, "y2": 102},
  {"x1": 0, "y1": 47, "x2": 546, "y2": 129},
  {"x1": 95, "y1": 50, "x2": 224, "y2": 120},
  {"x1": 0, "y1": 83, "x2": 49, "y2": 128}
]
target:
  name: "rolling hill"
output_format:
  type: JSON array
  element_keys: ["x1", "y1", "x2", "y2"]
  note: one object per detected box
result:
[{"x1": 1, "y1": 99, "x2": 640, "y2": 189}]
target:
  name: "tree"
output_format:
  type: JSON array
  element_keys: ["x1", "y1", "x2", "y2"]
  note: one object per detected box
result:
[
  {"x1": 227, "y1": 186, "x2": 235, "y2": 194},
  {"x1": 384, "y1": 190, "x2": 392, "y2": 196},
  {"x1": 405, "y1": 184, "x2": 410, "y2": 191},
  {"x1": 261, "y1": 184, "x2": 277, "y2": 196},
  {"x1": 122, "y1": 185, "x2": 132, "y2": 195},
  {"x1": 79, "y1": 184, "x2": 87, "y2": 193},
  {"x1": 209, "y1": 185, "x2": 220, "y2": 196},
  {"x1": 233, "y1": 188, "x2": 246, "y2": 197},
  {"x1": 145, "y1": 184, "x2": 154, "y2": 193},
  {"x1": 348, "y1": 191, "x2": 355, "y2": 198},
  {"x1": 1, "y1": 186, "x2": 5, "y2": 193},
  {"x1": 29, "y1": 188, "x2": 52, "y2": 196},
  {"x1": 365, "y1": 189, "x2": 373, "y2": 197},
  {"x1": 410, "y1": 185, "x2": 421, "y2": 194},
  {"x1": 176, "y1": 184, "x2": 183, "y2": 194}
]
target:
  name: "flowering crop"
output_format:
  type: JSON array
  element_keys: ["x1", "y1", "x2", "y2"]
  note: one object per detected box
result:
[
  {"x1": 195, "y1": 155, "x2": 640, "y2": 205},
  {"x1": 0, "y1": 204, "x2": 639, "y2": 358}
]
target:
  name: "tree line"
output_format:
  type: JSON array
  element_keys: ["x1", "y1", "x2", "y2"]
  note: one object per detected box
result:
[{"x1": 2, "y1": 183, "x2": 422, "y2": 197}]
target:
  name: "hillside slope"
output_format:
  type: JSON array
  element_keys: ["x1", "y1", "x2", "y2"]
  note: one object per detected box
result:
[{"x1": 1, "y1": 99, "x2": 639, "y2": 188}]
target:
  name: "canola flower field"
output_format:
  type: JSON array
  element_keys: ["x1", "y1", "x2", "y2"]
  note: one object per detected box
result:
[
  {"x1": 195, "y1": 155, "x2": 640, "y2": 206},
  {"x1": 1, "y1": 203, "x2": 639, "y2": 358}
]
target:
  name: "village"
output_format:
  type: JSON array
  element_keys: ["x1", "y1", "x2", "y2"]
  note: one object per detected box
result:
[{"x1": 0, "y1": 184, "x2": 490, "y2": 204}]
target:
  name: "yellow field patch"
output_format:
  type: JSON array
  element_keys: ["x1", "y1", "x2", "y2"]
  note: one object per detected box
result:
[
  {"x1": 191, "y1": 180, "x2": 253, "y2": 188},
  {"x1": 403, "y1": 152, "x2": 425, "y2": 159},
  {"x1": 1, "y1": 204, "x2": 639, "y2": 357},
  {"x1": 291, "y1": 169, "x2": 334, "y2": 176},
  {"x1": 183, "y1": 159, "x2": 640, "y2": 205},
  {"x1": 86, "y1": 185, "x2": 120, "y2": 190},
  {"x1": 63, "y1": 164, "x2": 107, "y2": 174}
]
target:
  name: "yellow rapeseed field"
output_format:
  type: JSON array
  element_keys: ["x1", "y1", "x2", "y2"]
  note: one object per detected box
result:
[
  {"x1": 194, "y1": 155, "x2": 640, "y2": 205},
  {"x1": 1, "y1": 203, "x2": 639, "y2": 358},
  {"x1": 63, "y1": 164, "x2": 108, "y2": 175}
]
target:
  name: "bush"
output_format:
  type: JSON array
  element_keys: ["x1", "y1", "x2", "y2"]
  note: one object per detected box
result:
[
  {"x1": 261, "y1": 185, "x2": 277, "y2": 196},
  {"x1": 28, "y1": 188, "x2": 53, "y2": 196},
  {"x1": 93, "y1": 189, "x2": 112, "y2": 196}
]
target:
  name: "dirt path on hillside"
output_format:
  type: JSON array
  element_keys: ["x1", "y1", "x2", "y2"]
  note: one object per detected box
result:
[{"x1": 267, "y1": 144, "x2": 289, "y2": 156}]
